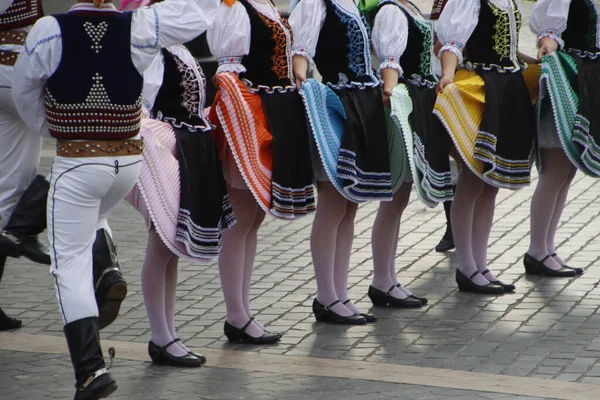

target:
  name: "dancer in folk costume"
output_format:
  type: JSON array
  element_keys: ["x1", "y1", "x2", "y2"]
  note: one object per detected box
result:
[
  {"x1": 12, "y1": 0, "x2": 218, "y2": 397},
  {"x1": 525, "y1": 0, "x2": 598, "y2": 277},
  {"x1": 120, "y1": 0, "x2": 233, "y2": 366},
  {"x1": 366, "y1": 0, "x2": 454, "y2": 309},
  {"x1": 290, "y1": 0, "x2": 393, "y2": 324},
  {"x1": 433, "y1": 0, "x2": 541, "y2": 294},
  {"x1": 208, "y1": 0, "x2": 315, "y2": 343}
]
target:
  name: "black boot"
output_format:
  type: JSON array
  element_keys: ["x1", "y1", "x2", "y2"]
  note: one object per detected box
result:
[
  {"x1": 93, "y1": 229, "x2": 127, "y2": 330},
  {"x1": 3, "y1": 175, "x2": 51, "y2": 265},
  {"x1": 435, "y1": 200, "x2": 455, "y2": 252},
  {"x1": 0, "y1": 255, "x2": 22, "y2": 331},
  {"x1": 64, "y1": 317, "x2": 117, "y2": 400}
]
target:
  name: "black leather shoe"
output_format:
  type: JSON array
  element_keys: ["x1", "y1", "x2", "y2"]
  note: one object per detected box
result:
[
  {"x1": 224, "y1": 318, "x2": 282, "y2": 344},
  {"x1": 171, "y1": 338, "x2": 207, "y2": 364},
  {"x1": 368, "y1": 286, "x2": 423, "y2": 308},
  {"x1": 341, "y1": 300, "x2": 376, "y2": 323},
  {"x1": 93, "y1": 229, "x2": 127, "y2": 330},
  {"x1": 435, "y1": 231, "x2": 455, "y2": 252},
  {"x1": 455, "y1": 270, "x2": 505, "y2": 295},
  {"x1": 481, "y1": 270, "x2": 516, "y2": 293},
  {"x1": 148, "y1": 339, "x2": 203, "y2": 367},
  {"x1": 396, "y1": 284, "x2": 428, "y2": 305},
  {"x1": 523, "y1": 254, "x2": 578, "y2": 277},
  {"x1": 74, "y1": 370, "x2": 117, "y2": 400},
  {"x1": 550, "y1": 253, "x2": 583, "y2": 275},
  {"x1": 312, "y1": 299, "x2": 367, "y2": 325},
  {"x1": 0, "y1": 308, "x2": 22, "y2": 331},
  {"x1": 0, "y1": 233, "x2": 21, "y2": 258},
  {"x1": 18, "y1": 236, "x2": 51, "y2": 265}
]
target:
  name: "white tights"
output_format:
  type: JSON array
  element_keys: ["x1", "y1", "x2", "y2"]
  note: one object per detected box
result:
[
  {"x1": 371, "y1": 182, "x2": 414, "y2": 299},
  {"x1": 218, "y1": 186, "x2": 267, "y2": 338},
  {"x1": 311, "y1": 182, "x2": 360, "y2": 317},
  {"x1": 451, "y1": 168, "x2": 499, "y2": 285},
  {"x1": 528, "y1": 149, "x2": 576, "y2": 270}
]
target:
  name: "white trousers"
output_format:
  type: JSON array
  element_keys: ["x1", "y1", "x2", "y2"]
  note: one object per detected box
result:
[
  {"x1": 0, "y1": 87, "x2": 42, "y2": 230},
  {"x1": 47, "y1": 154, "x2": 141, "y2": 325}
]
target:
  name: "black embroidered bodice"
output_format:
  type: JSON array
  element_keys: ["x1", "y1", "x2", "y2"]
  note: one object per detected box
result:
[
  {"x1": 563, "y1": 0, "x2": 600, "y2": 56},
  {"x1": 0, "y1": 0, "x2": 43, "y2": 30},
  {"x1": 152, "y1": 46, "x2": 211, "y2": 131},
  {"x1": 313, "y1": 0, "x2": 378, "y2": 87},
  {"x1": 464, "y1": 0, "x2": 523, "y2": 71},
  {"x1": 375, "y1": 0, "x2": 435, "y2": 80},
  {"x1": 238, "y1": 0, "x2": 294, "y2": 89},
  {"x1": 45, "y1": 11, "x2": 143, "y2": 140}
]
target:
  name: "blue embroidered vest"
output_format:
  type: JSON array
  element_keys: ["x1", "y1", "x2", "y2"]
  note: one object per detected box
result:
[
  {"x1": 375, "y1": 0, "x2": 435, "y2": 80},
  {"x1": 314, "y1": 0, "x2": 378, "y2": 87},
  {"x1": 563, "y1": 0, "x2": 600, "y2": 56},
  {"x1": 464, "y1": 0, "x2": 523, "y2": 71},
  {"x1": 0, "y1": 0, "x2": 43, "y2": 30},
  {"x1": 45, "y1": 11, "x2": 143, "y2": 140}
]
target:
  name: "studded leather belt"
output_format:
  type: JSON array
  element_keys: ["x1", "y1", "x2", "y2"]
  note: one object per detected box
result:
[
  {"x1": 0, "y1": 50, "x2": 18, "y2": 66},
  {"x1": 0, "y1": 30, "x2": 26, "y2": 45},
  {"x1": 56, "y1": 139, "x2": 144, "y2": 157}
]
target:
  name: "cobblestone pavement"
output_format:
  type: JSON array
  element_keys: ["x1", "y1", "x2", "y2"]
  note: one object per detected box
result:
[{"x1": 3, "y1": 1, "x2": 600, "y2": 399}]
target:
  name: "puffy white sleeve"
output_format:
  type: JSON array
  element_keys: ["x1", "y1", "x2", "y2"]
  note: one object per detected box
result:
[
  {"x1": 11, "y1": 16, "x2": 62, "y2": 136},
  {"x1": 131, "y1": 0, "x2": 220, "y2": 73},
  {"x1": 207, "y1": 1, "x2": 250, "y2": 74},
  {"x1": 0, "y1": 0, "x2": 13, "y2": 14},
  {"x1": 435, "y1": 0, "x2": 480, "y2": 64},
  {"x1": 142, "y1": 53, "x2": 165, "y2": 116},
  {"x1": 529, "y1": 0, "x2": 569, "y2": 49},
  {"x1": 288, "y1": 0, "x2": 326, "y2": 66},
  {"x1": 372, "y1": 4, "x2": 409, "y2": 76}
]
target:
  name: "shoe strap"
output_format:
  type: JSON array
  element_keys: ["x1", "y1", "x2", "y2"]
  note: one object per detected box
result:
[
  {"x1": 386, "y1": 285, "x2": 396, "y2": 295},
  {"x1": 241, "y1": 317, "x2": 255, "y2": 333},
  {"x1": 94, "y1": 267, "x2": 121, "y2": 290},
  {"x1": 468, "y1": 271, "x2": 481, "y2": 280},
  {"x1": 540, "y1": 254, "x2": 553, "y2": 264},
  {"x1": 341, "y1": 299, "x2": 350, "y2": 305},
  {"x1": 481, "y1": 269, "x2": 491, "y2": 276},
  {"x1": 159, "y1": 338, "x2": 182, "y2": 355},
  {"x1": 324, "y1": 300, "x2": 340, "y2": 311},
  {"x1": 78, "y1": 368, "x2": 108, "y2": 390}
]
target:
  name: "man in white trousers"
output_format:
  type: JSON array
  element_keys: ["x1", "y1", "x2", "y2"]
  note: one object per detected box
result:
[
  {"x1": 0, "y1": 0, "x2": 47, "y2": 331},
  {"x1": 12, "y1": 0, "x2": 219, "y2": 398}
]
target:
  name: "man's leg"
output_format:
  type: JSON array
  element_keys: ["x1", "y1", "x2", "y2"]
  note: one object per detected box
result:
[{"x1": 0, "y1": 254, "x2": 22, "y2": 331}]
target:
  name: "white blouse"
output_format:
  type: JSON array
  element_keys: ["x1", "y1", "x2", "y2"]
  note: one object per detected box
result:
[
  {"x1": 288, "y1": 0, "x2": 360, "y2": 64},
  {"x1": 373, "y1": 2, "x2": 430, "y2": 77},
  {"x1": 207, "y1": 0, "x2": 284, "y2": 75},
  {"x1": 11, "y1": 0, "x2": 218, "y2": 136},
  {"x1": 530, "y1": 0, "x2": 600, "y2": 50},
  {"x1": 436, "y1": 0, "x2": 521, "y2": 65}
]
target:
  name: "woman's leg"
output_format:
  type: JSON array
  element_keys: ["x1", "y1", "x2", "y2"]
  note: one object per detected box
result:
[
  {"x1": 311, "y1": 182, "x2": 354, "y2": 317},
  {"x1": 218, "y1": 186, "x2": 265, "y2": 338},
  {"x1": 241, "y1": 208, "x2": 267, "y2": 332},
  {"x1": 471, "y1": 183, "x2": 499, "y2": 280},
  {"x1": 451, "y1": 168, "x2": 489, "y2": 285},
  {"x1": 142, "y1": 229, "x2": 187, "y2": 356},
  {"x1": 528, "y1": 149, "x2": 573, "y2": 270},
  {"x1": 370, "y1": 182, "x2": 412, "y2": 300},
  {"x1": 333, "y1": 200, "x2": 361, "y2": 314}
]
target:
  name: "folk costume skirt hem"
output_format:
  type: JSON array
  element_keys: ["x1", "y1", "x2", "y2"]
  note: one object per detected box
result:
[
  {"x1": 537, "y1": 51, "x2": 600, "y2": 176},
  {"x1": 209, "y1": 73, "x2": 315, "y2": 219},
  {"x1": 129, "y1": 119, "x2": 235, "y2": 262},
  {"x1": 299, "y1": 79, "x2": 393, "y2": 202},
  {"x1": 433, "y1": 66, "x2": 540, "y2": 189},
  {"x1": 389, "y1": 81, "x2": 454, "y2": 206}
]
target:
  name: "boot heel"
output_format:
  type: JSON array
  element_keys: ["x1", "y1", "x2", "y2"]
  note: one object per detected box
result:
[{"x1": 367, "y1": 291, "x2": 388, "y2": 307}]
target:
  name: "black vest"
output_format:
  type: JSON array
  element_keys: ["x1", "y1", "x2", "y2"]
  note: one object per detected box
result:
[
  {"x1": 375, "y1": 0, "x2": 435, "y2": 80},
  {"x1": 0, "y1": 0, "x2": 43, "y2": 30},
  {"x1": 563, "y1": 0, "x2": 600, "y2": 55},
  {"x1": 239, "y1": 0, "x2": 293, "y2": 89},
  {"x1": 314, "y1": 0, "x2": 378, "y2": 86},
  {"x1": 465, "y1": 0, "x2": 522, "y2": 70},
  {"x1": 152, "y1": 46, "x2": 211, "y2": 131},
  {"x1": 45, "y1": 11, "x2": 143, "y2": 140}
]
